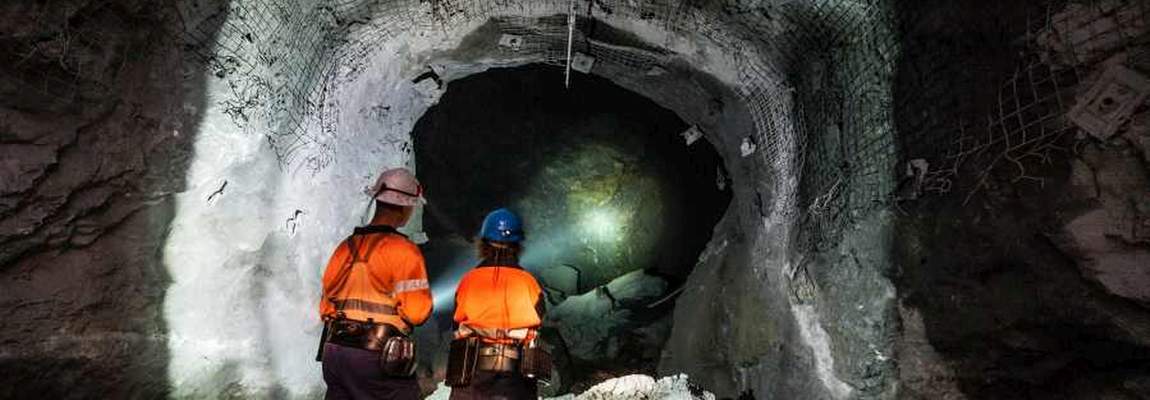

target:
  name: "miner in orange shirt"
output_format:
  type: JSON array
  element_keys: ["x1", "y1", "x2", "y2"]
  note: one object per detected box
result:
[
  {"x1": 318, "y1": 167, "x2": 432, "y2": 400},
  {"x1": 448, "y1": 208, "x2": 548, "y2": 399}
]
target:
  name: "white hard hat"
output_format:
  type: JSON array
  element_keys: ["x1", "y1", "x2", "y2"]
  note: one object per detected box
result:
[{"x1": 364, "y1": 167, "x2": 425, "y2": 206}]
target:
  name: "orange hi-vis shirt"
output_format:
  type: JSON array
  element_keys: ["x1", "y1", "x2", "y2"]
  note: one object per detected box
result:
[
  {"x1": 453, "y1": 264, "x2": 543, "y2": 338},
  {"x1": 320, "y1": 226, "x2": 432, "y2": 333}
]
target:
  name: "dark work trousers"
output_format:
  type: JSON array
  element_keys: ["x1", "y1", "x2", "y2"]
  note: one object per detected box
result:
[
  {"x1": 322, "y1": 343, "x2": 420, "y2": 400},
  {"x1": 449, "y1": 371, "x2": 537, "y2": 400}
]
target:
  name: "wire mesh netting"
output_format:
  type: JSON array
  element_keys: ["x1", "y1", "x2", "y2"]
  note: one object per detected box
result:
[
  {"x1": 901, "y1": 0, "x2": 1150, "y2": 206},
  {"x1": 798, "y1": 0, "x2": 1150, "y2": 252},
  {"x1": 169, "y1": 0, "x2": 899, "y2": 232},
  {"x1": 0, "y1": 1, "x2": 145, "y2": 110}
]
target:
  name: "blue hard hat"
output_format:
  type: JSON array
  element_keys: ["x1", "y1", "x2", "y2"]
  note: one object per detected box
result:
[{"x1": 480, "y1": 208, "x2": 525, "y2": 243}]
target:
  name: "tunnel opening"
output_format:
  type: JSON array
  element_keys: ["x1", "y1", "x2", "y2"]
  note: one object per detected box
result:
[{"x1": 411, "y1": 63, "x2": 731, "y2": 392}]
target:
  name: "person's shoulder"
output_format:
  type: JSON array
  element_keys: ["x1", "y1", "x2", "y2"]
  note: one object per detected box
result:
[
  {"x1": 393, "y1": 234, "x2": 421, "y2": 250},
  {"x1": 331, "y1": 234, "x2": 358, "y2": 252},
  {"x1": 373, "y1": 234, "x2": 422, "y2": 257},
  {"x1": 507, "y1": 266, "x2": 539, "y2": 281},
  {"x1": 457, "y1": 267, "x2": 489, "y2": 287}
]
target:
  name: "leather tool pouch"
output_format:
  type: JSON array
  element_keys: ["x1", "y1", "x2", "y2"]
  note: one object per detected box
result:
[
  {"x1": 328, "y1": 319, "x2": 369, "y2": 347},
  {"x1": 379, "y1": 335, "x2": 417, "y2": 377},
  {"x1": 519, "y1": 346, "x2": 552, "y2": 384},
  {"x1": 316, "y1": 320, "x2": 332, "y2": 362},
  {"x1": 445, "y1": 337, "x2": 480, "y2": 387}
]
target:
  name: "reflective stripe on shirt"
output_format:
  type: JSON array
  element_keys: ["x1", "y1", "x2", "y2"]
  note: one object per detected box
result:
[{"x1": 394, "y1": 279, "x2": 430, "y2": 293}]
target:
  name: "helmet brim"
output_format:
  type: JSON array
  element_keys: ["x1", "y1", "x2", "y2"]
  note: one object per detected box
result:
[{"x1": 366, "y1": 186, "x2": 426, "y2": 206}]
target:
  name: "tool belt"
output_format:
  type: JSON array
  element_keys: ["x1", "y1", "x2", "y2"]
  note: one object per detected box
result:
[
  {"x1": 445, "y1": 335, "x2": 552, "y2": 386},
  {"x1": 323, "y1": 318, "x2": 417, "y2": 377},
  {"x1": 476, "y1": 343, "x2": 521, "y2": 372},
  {"x1": 328, "y1": 319, "x2": 393, "y2": 350}
]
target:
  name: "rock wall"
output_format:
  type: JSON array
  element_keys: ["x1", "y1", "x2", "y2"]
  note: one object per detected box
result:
[
  {"x1": 892, "y1": 0, "x2": 1150, "y2": 398},
  {"x1": 0, "y1": 1, "x2": 221, "y2": 398},
  {"x1": 544, "y1": 270, "x2": 674, "y2": 393}
]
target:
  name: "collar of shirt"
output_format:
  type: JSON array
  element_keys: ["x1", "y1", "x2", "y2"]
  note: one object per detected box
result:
[{"x1": 353, "y1": 225, "x2": 406, "y2": 237}]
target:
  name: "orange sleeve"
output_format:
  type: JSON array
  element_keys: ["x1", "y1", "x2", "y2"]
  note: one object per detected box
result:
[
  {"x1": 393, "y1": 245, "x2": 433, "y2": 327},
  {"x1": 453, "y1": 272, "x2": 471, "y2": 324},
  {"x1": 318, "y1": 242, "x2": 349, "y2": 320},
  {"x1": 530, "y1": 274, "x2": 545, "y2": 318}
]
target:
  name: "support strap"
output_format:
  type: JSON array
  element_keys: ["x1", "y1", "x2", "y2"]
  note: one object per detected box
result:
[{"x1": 326, "y1": 226, "x2": 404, "y2": 317}]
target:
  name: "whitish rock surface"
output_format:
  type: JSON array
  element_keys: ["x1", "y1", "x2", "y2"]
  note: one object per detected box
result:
[
  {"x1": 566, "y1": 374, "x2": 714, "y2": 400},
  {"x1": 424, "y1": 374, "x2": 714, "y2": 400},
  {"x1": 546, "y1": 270, "x2": 669, "y2": 362},
  {"x1": 424, "y1": 383, "x2": 452, "y2": 400}
]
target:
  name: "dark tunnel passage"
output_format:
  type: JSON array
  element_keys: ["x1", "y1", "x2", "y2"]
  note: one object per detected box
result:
[
  {"x1": 414, "y1": 64, "x2": 731, "y2": 286},
  {"x1": 411, "y1": 64, "x2": 731, "y2": 391}
]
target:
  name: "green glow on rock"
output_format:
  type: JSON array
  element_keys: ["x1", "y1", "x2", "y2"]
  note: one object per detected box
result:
[{"x1": 582, "y1": 208, "x2": 622, "y2": 243}]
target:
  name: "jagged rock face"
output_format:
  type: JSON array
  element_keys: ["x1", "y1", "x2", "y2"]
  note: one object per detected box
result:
[
  {"x1": 0, "y1": 1, "x2": 214, "y2": 398},
  {"x1": 549, "y1": 374, "x2": 715, "y2": 400},
  {"x1": 659, "y1": 212, "x2": 815, "y2": 400},
  {"x1": 892, "y1": 1, "x2": 1150, "y2": 398},
  {"x1": 1057, "y1": 142, "x2": 1150, "y2": 306},
  {"x1": 543, "y1": 270, "x2": 673, "y2": 392},
  {"x1": 425, "y1": 374, "x2": 716, "y2": 400}
]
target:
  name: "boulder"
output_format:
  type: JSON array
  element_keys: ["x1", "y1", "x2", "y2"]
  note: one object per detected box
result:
[{"x1": 546, "y1": 270, "x2": 670, "y2": 363}]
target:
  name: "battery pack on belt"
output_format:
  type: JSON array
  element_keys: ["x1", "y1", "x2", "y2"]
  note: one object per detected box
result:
[
  {"x1": 475, "y1": 344, "x2": 521, "y2": 373},
  {"x1": 446, "y1": 337, "x2": 480, "y2": 387},
  {"x1": 328, "y1": 320, "x2": 393, "y2": 351},
  {"x1": 326, "y1": 319, "x2": 417, "y2": 377}
]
